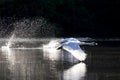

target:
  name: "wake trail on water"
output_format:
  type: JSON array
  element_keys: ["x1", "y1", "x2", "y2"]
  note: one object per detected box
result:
[{"x1": 0, "y1": 47, "x2": 43, "y2": 50}]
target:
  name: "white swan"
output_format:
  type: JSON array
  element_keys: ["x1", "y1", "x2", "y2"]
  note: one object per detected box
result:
[
  {"x1": 58, "y1": 38, "x2": 87, "y2": 61},
  {"x1": 43, "y1": 38, "x2": 97, "y2": 61}
]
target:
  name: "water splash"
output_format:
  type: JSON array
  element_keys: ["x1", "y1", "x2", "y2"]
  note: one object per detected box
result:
[
  {"x1": 0, "y1": 17, "x2": 58, "y2": 38},
  {"x1": 7, "y1": 33, "x2": 15, "y2": 47},
  {"x1": 43, "y1": 40, "x2": 61, "y2": 49},
  {"x1": 1, "y1": 17, "x2": 59, "y2": 50},
  {"x1": 13, "y1": 18, "x2": 56, "y2": 38},
  {"x1": 1, "y1": 33, "x2": 15, "y2": 50}
]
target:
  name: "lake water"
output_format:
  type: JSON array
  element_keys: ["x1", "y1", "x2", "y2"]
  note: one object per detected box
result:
[{"x1": 0, "y1": 38, "x2": 120, "y2": 80}]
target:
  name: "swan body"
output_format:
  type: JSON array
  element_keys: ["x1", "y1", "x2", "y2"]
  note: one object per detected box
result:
[{"x1": 59, "y1": 38, "x2": 87, "y2": 61}]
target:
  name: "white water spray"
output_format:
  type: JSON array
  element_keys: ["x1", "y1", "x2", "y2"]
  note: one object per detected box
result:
[{"x1": 1, "y1": 33, "x2": 15, "y2": 50}]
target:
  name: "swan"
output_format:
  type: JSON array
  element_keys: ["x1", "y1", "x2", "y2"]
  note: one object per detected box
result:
[
  {"x1": 57, "y1": 38, "x2": 87, "y2": 61},
  {"x1": 43, "y1": 38, "x2": 97, "y2": 61}
]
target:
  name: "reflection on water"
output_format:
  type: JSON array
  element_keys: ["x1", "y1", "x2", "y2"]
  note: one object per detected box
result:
[
  {"x1": 0, "y1": 47, "x2": 86, "y2": 80},
  {"x1": 1, "y1": 49, "x2": 43, "y2": 80},
  {"x1": 0, "y1": 40, "x2": 120, "y2": 80},
  {"x1": 63, "y1": 63, "x2": 86, "y2": 80}
]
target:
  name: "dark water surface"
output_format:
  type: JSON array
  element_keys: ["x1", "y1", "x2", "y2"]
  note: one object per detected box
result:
[{"x1": 0, "y1": 41, "x2": 120, "y2": 80}]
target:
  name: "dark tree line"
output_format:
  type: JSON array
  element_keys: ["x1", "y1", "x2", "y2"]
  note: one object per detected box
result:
[{"x1": 0, "y1": 0, "x2": 120, "y2": 38}]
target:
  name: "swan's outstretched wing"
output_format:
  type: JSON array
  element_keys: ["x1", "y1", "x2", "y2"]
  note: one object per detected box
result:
[{"x1": 62, "y1": 43, "x2": 87, "y2": 61}]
